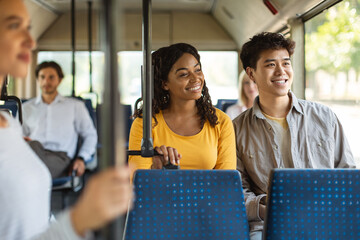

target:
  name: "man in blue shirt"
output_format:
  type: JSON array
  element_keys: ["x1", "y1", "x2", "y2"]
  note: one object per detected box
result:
[{"x1": 23, "y1": 61, "x2": 97, "y2": 178}]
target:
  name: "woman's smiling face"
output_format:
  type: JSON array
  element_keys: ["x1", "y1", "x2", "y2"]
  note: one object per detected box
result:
[{"x1": 163, "y1": 53, "x2": 205, "y2": 103}]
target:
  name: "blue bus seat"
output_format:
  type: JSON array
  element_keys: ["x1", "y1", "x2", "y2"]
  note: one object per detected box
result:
[
  {"x1": 124, "y1": 170, "x2": 250, "y2": 240},
  {"x1": 83, "y1": 98, "x2": 97, "y2": 128},
  {"x1": 0, "y1": 101, "x2": 18, "y2": 117},
  {"x1": 52, "y1": 170, "x2": 83, "y2": 209},
  {"x1": 264, "y1": 169, "x2": 360, "y2": 240},
  {"x1": 215, "y1": 99, "x2": 237, "y2": 112}
]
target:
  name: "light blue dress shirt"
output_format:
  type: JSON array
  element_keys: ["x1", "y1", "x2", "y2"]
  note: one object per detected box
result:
[{"x1": 22, "y1": 94, "x2": 97, "y2": 161}]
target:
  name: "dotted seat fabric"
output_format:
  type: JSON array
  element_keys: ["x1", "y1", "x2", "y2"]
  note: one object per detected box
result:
[
  {"x1": 264, "y1": 169, "x2": 360, "y2": 240},
  {"x1": 124, "y1": 170, "x2": 250, "y2": 240}
]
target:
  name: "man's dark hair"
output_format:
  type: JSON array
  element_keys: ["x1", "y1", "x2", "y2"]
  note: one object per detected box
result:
[
  {"x1": 35, "y1": 61, "x2": 64, "y2": 79},
  {"x1": 133, "y1": 43, "x2": 218, "y2": 127},
  {"x1": 240, "y1": 32, "x2": 296, "y2": 70}
]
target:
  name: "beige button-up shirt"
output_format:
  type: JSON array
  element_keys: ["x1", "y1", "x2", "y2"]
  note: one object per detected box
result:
[{"x1": 233, "y1": 92, "x2": 356, "y2": 232}]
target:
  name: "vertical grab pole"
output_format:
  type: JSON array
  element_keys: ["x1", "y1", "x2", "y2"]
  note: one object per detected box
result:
[
  {"x1": 88, "y1": 1, "x2": 93, "y2": 93},
  {"x1": 71, "y1": 0, "x2": 76, "y2": 97},
  {"x1": 99, "y1": 0, "x2": 126, "y2": 239},
  {"x1": 141, "y1": 0, "x2": 154, "y2": 157}
]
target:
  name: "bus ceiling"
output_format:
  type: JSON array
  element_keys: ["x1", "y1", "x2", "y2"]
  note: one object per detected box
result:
[{"x1": 27, "y1": 0, "x2": 328, "y2": 50}]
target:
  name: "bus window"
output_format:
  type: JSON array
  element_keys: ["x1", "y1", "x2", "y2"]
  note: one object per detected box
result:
[
  {"x1": 37, "y1": 51, "x2": 105, "y2": 101},
  {"x1": 305, "y1": 0, "x2": 360, "y2": 166},
  {"x1": 118, "y1": 51, "x2": 143, "y2": 107},
  {"x1": 199, "y1": 51, "x2": 238, "y2": 103},
  {"x1": 118, "y1": 50, "x2": 238, "y2": 106},
  {"x1": 38, "y1": 50, "x2": 238, "y2": 106}
]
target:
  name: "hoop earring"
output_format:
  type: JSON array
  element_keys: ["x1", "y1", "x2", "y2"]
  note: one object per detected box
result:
[{"x1": 163, "y1": 93, "x2": 170, "y2": 104}]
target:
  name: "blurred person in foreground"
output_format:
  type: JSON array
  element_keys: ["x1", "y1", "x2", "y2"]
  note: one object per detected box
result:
[{"x1": 0, "y1": 0, "x2": 132, "y2": 239}]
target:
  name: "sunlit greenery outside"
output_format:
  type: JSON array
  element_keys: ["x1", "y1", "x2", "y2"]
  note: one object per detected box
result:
[{"x1": 305, "y1": 0, "x2": 360, "y2": 165}]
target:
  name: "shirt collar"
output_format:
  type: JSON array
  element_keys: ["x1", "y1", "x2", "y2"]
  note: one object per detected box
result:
[
  {"x1": 289, "y1": 91, "x2": 303, "y2": 115},
  {"x1": 252, "y1": 96, "x2": 265, "y2": 120},
  {"x1": 251, "y1": 90, "x2": 303, "y2": 119},
  {"x1": 35, "y1": 93, "x2": 64, "y2": 105}
]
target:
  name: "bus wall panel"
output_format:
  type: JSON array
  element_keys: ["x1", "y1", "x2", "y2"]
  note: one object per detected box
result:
[
  {"x1": 36, "y1": 11, "x2": 237, "y2": 51},
  {"x1": 37, "y1": 11, "x2": 100, "y2": 51},
  {"x1": 122, "y1": 13, "x2": 171, "y2": 51},
  {"x1": 171, "y1": 12, "x2": 236, "y2": 51},
  {"x1": 121, "y1": 12, "x2": 236, "y2": 51}
]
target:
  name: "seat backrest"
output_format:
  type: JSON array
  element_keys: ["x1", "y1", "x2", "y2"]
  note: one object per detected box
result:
[
  {"x1": 124, "y1": 170, "x2": 250, "y2": 240},
  {"x1": 83, "y1": 98, "x2": 97, "y2": 127},
  {"x1": 264, "y1": 169, "x2": 360, "y2": 240},
  {"x1": 222, "y1": 102, "x2": 236, "y2": 113},
  {"x1": 0, "y1": 101, "x2": 18, "y2": 117},
  {"x1": 215, "y1": 99, "x2": 237, "y2": 112}
]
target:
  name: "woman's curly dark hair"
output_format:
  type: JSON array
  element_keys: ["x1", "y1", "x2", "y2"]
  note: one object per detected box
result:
[{"x1": 133, "y1": 43, "x2": 218, "y2": 127}]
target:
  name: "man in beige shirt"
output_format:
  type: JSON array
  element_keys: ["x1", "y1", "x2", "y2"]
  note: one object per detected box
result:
[{"x1": 233, "y1": 32, "x2": 355, "y2": 240}]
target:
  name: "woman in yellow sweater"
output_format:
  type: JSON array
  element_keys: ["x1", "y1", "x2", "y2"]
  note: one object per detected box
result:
[{"x1": 128, "y1": 43, "x2": 236, "y2": 174}]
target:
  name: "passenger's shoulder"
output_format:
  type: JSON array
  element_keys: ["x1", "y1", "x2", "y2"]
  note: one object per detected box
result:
[
  {"x1": 215, "y1": 107, "x2": 228, "y2": 119},
  {"x1": 233, "y1": 107, "x2": 252, "y2": 124},
  {"x1": 297, "y1": 99, "x2": 338, "y2": 125},
  {"x1": 132, "y1": 115, "x2": 157, "y2": 126},
  {"x1": 64, "y1": 96, "x2": 85, "y2": 105},
  {"x1": 22, "y1": 98, "x2": 36, "y2": 106},
  {"x1": 298, "y1": 99, "x2": 335, "y2": 116},
  {"x1": 22, "y1": 98, "x2": 38, "y2": 114},
  {"x1": 215, "y1": 108, "x2": 232, "y2": 124},
  {"x1": 62, "y1": 97, "x2": 88, "y2": 111},
  {"x1": 132, "y1": 116, "x2": 143, "y2": 126}
]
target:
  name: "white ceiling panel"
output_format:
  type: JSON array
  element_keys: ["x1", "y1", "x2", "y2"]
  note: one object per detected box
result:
[
  {"x1": 25, "y1": 0, "x2": 59, "y2": 40},
  {"x1": 213, "y1": 0, "x2": 325, "y2": 48}
]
